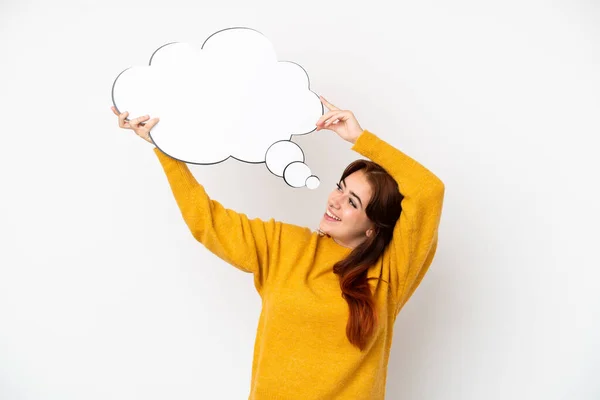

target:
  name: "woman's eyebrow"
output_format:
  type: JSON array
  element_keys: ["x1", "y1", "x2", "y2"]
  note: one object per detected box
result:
[{"x1": 341, "y1": 179, "x2": 363, "y2": 208}]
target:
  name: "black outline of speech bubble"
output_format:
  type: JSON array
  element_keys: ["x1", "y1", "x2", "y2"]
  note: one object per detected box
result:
[{"x1": 111, "y1": 26, "x2": 324, "y2": 188}]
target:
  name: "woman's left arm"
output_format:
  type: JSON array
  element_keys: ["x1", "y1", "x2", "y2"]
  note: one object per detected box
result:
[
  {"x1": 316, "y1": 97, "x2": 445, "y2": 313},
  {"x1": 350, "y1": 130, "x2": 445, "y2": 313}
]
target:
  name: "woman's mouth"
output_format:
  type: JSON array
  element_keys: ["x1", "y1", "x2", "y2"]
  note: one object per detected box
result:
[{"x1": 324, "y1": 209, "x2": 341, "y2": 222}]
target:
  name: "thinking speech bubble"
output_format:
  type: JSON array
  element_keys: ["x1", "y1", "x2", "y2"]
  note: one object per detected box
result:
[{"x1": 112, "y1": 27, "x2": 323, "y2": 189}]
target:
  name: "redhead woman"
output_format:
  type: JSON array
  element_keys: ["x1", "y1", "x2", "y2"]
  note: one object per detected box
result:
[{"x1": 111, "y1": 96, "x2": 445, "y2": 400}]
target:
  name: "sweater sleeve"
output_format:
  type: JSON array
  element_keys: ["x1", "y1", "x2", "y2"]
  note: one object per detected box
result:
[
  {"x1": 152, "y1": 147, "x2": 283, "y2": 292},
  {"x1": 351, "y1": 130, "x2": 445, "y2": 313}
]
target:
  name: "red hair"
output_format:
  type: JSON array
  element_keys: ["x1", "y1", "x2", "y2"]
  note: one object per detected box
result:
[{"x1": 332, "y1": 159, "x2": 403, "y2": 350}]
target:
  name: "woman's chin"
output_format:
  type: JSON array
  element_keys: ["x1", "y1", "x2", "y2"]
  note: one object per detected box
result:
[
  {"x1": 318, "y1": 221, "x2": 331, "y2": 235},
  {"x1": 319, "y1": 220, "x2": 340, "y2": 236}
]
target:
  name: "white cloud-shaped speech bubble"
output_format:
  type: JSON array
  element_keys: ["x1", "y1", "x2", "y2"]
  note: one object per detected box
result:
[{"x1": 111, "y1": 27, "x2": 323, "y2": 189}]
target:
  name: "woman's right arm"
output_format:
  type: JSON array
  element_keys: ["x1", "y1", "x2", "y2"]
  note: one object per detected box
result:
[
  {"x1": 110, "y1": 106, "x2": 286, "y2": 291},
  {"x1": 153, "y1": 147, "x2": 282, "y2": 280}
]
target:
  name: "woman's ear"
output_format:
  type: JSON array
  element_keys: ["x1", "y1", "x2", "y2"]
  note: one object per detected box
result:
[{"x1": 366, "y1": 223, "x2": 378, "y2": 237}]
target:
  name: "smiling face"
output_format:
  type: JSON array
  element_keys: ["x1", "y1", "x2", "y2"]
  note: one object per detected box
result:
[{"x1": 318, "y1": 169, "x2": 376, "y2": 249}]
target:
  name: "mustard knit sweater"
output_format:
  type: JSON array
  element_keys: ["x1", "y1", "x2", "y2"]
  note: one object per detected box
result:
[{"x1": 153, "y1": 130, "x2": 445, "y2": 399}]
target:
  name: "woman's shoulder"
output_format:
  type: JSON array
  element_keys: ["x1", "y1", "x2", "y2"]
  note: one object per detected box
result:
[{"x1": 277, "y1": 220, "x2": 319, "y2": 243}]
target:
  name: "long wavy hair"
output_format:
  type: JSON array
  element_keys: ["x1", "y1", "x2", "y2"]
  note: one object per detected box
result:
[{"x1": 332, "y1": 159, "x2": 403, "y2": 350}]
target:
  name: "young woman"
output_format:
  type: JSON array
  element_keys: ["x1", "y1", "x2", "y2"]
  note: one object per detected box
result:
[{"x1": 111, "y1": 96, "x2": 445, "y2": 399}]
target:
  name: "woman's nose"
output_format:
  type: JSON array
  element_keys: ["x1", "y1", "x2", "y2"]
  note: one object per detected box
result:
[{"x1": 331, "y1": 194, "x2": 343, "y2": 208}]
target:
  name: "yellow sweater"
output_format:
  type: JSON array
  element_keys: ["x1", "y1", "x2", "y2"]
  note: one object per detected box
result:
[{"x1": 153, "y1": 130, "x2": 445, "y2": 399}]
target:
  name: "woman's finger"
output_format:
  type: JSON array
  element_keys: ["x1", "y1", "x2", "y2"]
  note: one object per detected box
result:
[
  {"x1": 111, "y1": 106, "x2": 123, "y2": 117},
  {"x1": 322, "y1": 111, "x2": 349, "y2": 128},
  {"x1": 319, "y1": 96, "x2": 339, "y2": 111},
  {"x1": 129, "y1": 115, "x2": 150, "y2": 128},
  {"x1": 316, "y1": 110, "x2": 343, "y2": 126},
  {"x1": 319, "y1": 95, "x2": 339, "y2": 110},
  {"x1": 118, "y1": 111, "x2": 130, "y2": 128},
  {"x1": 143, "y1": 117, "x2": 160, "y2": 131}
]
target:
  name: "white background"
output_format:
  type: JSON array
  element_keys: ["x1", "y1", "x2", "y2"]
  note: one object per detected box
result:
[{"x1": 1, "y1": 0, "x2": 598, "y2": 399}]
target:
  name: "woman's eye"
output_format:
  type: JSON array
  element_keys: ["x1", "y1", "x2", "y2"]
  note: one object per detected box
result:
[
  {"x1": 336, "y1": 183, "x2": 342, "y2": 191},
  {"x1": 349, "y1": 199, "x2": 356, "y2": 208}
]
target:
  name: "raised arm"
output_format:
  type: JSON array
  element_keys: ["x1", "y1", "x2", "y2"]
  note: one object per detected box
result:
[
  {"x1": 153, "y1": 147, "x2": 283, "y2": 292},
  {"x1": 351, "y1": 131, "x2": 445, "y2": 311},
  {"x1": 110, "y1": 106, "x2": 288, "y2": 293},
  {"x1": 315, "y1": 97, "x2": 445, "y2": 313}
]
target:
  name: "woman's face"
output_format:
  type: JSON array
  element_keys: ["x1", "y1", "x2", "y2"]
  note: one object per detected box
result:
[{"x1": 319, "y1": 169, "x2": 375, "y2": 249}]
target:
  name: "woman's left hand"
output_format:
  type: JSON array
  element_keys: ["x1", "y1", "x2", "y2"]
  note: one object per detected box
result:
[{"x1": 315, "y1": 96, "x2": 364, "y2": 144}]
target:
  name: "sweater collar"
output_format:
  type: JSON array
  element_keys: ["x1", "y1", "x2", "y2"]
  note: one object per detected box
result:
[{"x1": 317, "y1": 230, "x2": 354, "y2": 255}]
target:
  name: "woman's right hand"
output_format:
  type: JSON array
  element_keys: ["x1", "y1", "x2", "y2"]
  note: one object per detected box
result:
[{"x1": 111, "y1": 106, "x2": 159, "y2": 145}]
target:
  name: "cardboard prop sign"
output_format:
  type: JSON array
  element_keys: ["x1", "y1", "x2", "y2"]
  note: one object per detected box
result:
[{"x1": 112, "y1": 27, "x2": 323, "y2": 189}]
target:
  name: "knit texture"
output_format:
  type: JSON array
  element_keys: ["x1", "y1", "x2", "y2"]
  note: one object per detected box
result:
[{"x1": 153, "y1": 130, "x2": 445, "y2": 399}]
